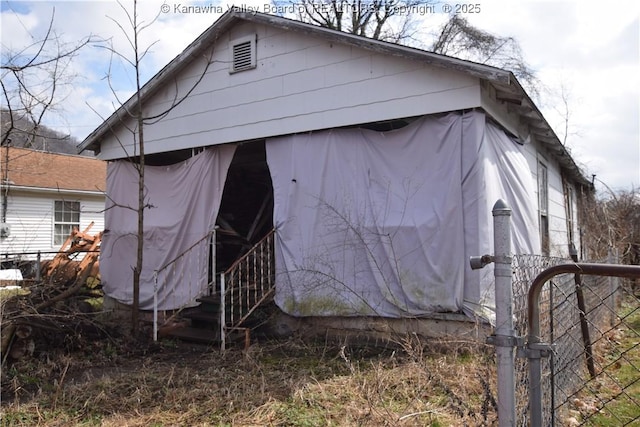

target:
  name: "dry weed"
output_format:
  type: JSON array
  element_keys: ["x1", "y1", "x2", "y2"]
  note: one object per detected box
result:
[{"x1": 2, "y1": 335, "x2": 499, "y2": 426}]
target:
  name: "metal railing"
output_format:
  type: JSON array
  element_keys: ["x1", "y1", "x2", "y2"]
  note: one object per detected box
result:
[
  {"x1": 152, "y1": 228, "x2": 216, "y2": 341},
  {"x1": 526, "y1": 262, "x2": 640, "y2": 426},
  {"x1": 219, "y1": 229, "x2": 275, "y2": 350},
  {"x1": 473, "y1": 200, "x2": 640, "y2": 426}
]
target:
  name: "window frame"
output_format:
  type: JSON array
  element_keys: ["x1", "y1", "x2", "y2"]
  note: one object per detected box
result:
[
  {"x1": 53, "y1": 200, "x2": 81, "y2": 246},
  {"x1": 537, "y1": 161, "x2": 550, "y2": 255}
]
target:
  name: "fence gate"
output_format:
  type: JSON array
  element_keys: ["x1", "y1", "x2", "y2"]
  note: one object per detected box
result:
[{"x1": 513, "y1": 258, "x2": 640, "y2": 426}]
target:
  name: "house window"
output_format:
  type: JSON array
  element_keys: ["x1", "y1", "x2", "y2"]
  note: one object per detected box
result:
[
  {"x1": 566, "y1": 185, "x2": 575, "y2": 245},
  {"x1": 229, "y1": 35, "x2": 256, "y2": 73},
  {"x1": 538, "y1": 162, "x2": 549, "y2": 254},
  {"x1": 54, "y1": 201, "x2": 80, "y2": 245}
]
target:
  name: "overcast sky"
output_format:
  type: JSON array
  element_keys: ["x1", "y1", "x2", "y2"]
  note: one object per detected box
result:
[{"x1": 1, "y1": 0, "x2": 639, "y2": 193}]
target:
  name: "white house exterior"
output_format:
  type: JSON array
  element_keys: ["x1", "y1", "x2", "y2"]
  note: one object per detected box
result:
[
  {"x1": 0, "y1": 147, "x2": 106, "y2": 261},
  {"x1": 79, "y1": 10, "x2": 592, "y2": 321}
]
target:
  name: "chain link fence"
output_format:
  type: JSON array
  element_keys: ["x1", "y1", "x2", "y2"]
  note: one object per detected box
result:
[{"x1": 512, "y1": 254, "x2": 640, "y2": 426}]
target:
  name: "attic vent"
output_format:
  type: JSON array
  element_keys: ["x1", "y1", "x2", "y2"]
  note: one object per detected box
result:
[{"x1": 230, "y1": 36, "x2": 256, "y2": 73}]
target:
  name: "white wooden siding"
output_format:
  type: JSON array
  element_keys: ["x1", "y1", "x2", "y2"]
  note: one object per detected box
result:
[
  {"x1": 98, "y1": 22, "x2": 481, "y2": 160},
  {"x1": 547, "y1": 157, "x2": 569, "y2": 257},
  {"x1": 91, "y1": 19, "x2": 583, "y2": 263},
  {"x1": 480, "y1": 85, "x2": 520, "y2": 137},
  {"x1": 521, "y1": 137, "x2": 577, "y2": 258},
  {"x1": 0, "y1": 190, "x2": 104, "y2": 260}
]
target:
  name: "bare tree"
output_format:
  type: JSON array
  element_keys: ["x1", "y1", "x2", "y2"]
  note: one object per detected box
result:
[
  {"x1": 580, "y1": 185, "x2": 640, "y2": 270},
  {"x1": 1, "y1": 8, "x2": 93, "y2": 148},
  {"x1": 276, "y1": 6, "x2": 538, "y2": 96},
  {"x1": 97, "y1": 0, "x2": 214, "y2": 335},
  {"x1": 94, "y1": 0, "x2": 156, "y2": 335},
  {"x1": 430, "y1": 15, "x2": 539, "y2": 98},
  {"x1": 1, "y1": 7, "x2": 93, "y2": 232},
  {"x1": 271, "y1": 0, "x2": 436, "y2": 43}
]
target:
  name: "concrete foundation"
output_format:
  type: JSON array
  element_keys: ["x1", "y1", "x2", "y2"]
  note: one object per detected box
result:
[
  {"x1": 274, "y1": 311, "x2": 492, "y2": 344},
  {"x1": 103, "y1": 295, "x2": 492, "y2": 345}
]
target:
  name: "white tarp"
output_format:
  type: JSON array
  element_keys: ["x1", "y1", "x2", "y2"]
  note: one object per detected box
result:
[
  {"x1": 267, "y1": 111, "x2": 539, "y2": 319},
  {"x1": 461, "y1": 113, "x2": 540, "y2": 319},
  {"x1": 101, "y1": 146, "x2": 235, "y2": 310}
]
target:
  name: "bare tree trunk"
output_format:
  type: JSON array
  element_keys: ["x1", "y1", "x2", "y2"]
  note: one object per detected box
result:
[
  {"x1": 99, "y1": 1, "x2": 213, "y2": 335},
  {"x1": 132, "y1": 114, "x2": 144, "y2": 335},
  {"x1": 131, "y1": 0, "x2": 144, "y2": 336}
]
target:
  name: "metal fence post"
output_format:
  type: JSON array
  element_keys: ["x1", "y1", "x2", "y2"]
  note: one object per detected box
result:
[
  {"x1": 36, "y1": 251, "x2": 41, "y2": 282},
  {"x1": 153, "y1": 270, "x2": 159, "y2": 342},
  {"x1": 570, "y1": 246, "x2": 596, "y2": 379},
  {"x1": 220, "y1": 272, "x2": 226, "y2": 351},
  {"x1": 210, "y1": 227, "x2": 217, "y2": 295},
  {"x1": 527, "y1": 262, "x2": 640, "y2": 426},
  {"x1": 491, "y1": 199, "x2": 516, "y2": 427},
  {"x1": 608, "y1": 247, "x2": 619, "y2": 327}
]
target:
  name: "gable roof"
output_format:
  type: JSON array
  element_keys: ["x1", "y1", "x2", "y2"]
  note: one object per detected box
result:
[
  {"x1": 79, "y1": 9, "x2": 589, "y2": 186},
  {"x1": 2, "y1": 146, "x2": 106, "y2": 193}
]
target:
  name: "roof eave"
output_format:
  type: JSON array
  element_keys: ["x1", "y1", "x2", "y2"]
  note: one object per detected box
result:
[
  {"x1": 79, "y1": 10, "x2": 589, "y2": 189},
  {"x1": 242, "y1": 11, "x2": 512, "y2": 84},
  {"x1": 494, "y1": 75, "x2": 591, "y2": 187},
  {"x1": 78, "y1": 11, "x2": 239, "y2": 154},
  {"x1": 2, "y1": 184, "x2": 106, "y2": 196}
]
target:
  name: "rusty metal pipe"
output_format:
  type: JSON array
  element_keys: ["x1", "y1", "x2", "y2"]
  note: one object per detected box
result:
[
  {"x1": 528, "y1": 263, "x2": 640, "y2": 342},
  {"x1": 569, "y1": 249, "x2": 597, "y2": 379},
  {"x1": 527, "y1": 262, "x2": 640, "y2": 426}
]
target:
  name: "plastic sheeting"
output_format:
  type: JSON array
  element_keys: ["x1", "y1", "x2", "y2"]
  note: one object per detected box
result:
[
  {"x1": 461, "y1": 113, "x2": 540, "y2": 320},
  {"x1": 266, "y1": 111, "x2": 539, "y2": 319},
  {"x1": 101, "y1": 146, "x2": 236, "y2": 310}
]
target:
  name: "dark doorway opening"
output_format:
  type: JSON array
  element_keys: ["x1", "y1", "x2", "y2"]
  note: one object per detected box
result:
[{"x1": 215, "y1": 140, "x2": 273, "y2": 272}]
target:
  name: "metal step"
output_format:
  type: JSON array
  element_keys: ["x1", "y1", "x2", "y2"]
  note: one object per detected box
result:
[
  {"x1": 196, "y1": 294, "x2": 219, "y2": 303},
  {"x1": 183, "y1": 310, "x2": 220, "y2": 325},
  {"x1": 165, "y1": 324, "x2": 250, "y2": 347},
  {"x1": 196, "y1": 295, "x2": 221, "y2": 312}
]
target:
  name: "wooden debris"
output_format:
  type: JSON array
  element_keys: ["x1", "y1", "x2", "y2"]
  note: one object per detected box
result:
[
  {"x1": 42, "y1": 222, "x2": 102, "y2": 287},
  {"x1": 1, "y1": 224, "x2": 104, "y2": 365}
]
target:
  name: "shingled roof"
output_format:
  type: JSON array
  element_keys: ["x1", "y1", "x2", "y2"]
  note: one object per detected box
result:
[{"x1": 2, "y1": 147, "x2": 105, "y2": 193}]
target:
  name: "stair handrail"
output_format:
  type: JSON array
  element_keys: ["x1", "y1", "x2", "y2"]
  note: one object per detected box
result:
[
  {"x1": 153, "y1": 227, "x2": 217, "y2": 341},
  {"x1": 220, "y1": 228, "x2": 276, "y2": 350},
  {"x1": 223, "y1": 228, "x2": 276, "y2": 275},
  {"x1": 156, "y1": 229, "x2": 216, "y2": 274}
]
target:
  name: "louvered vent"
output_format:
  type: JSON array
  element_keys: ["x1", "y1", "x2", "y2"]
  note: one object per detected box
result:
[{"x1": 231, "y1": 38, "x2": 256, "y2": 73}]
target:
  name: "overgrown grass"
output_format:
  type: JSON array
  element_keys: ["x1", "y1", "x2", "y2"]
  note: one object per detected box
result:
[
  {"x1": 1, "y1": 334, "x2": 499, "y2": 426},
  {"x1": 3, "y1": 291, "x2": 638, "y2": 426},
  {"x1": 585, "y1": 297, "x2": 640, "y2": 426}
]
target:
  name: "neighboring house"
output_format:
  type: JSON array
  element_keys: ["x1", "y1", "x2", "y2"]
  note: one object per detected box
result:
[
  {"x1": 79, "y1": 10, "x2": 592, "y2": 326},
  {"x1": 0, "y1": 147, "x2": 106, "y2": 260}
]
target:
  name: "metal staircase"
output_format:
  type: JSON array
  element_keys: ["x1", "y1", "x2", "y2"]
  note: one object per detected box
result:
[{"x1": 167, "y1": 229, "x2": 276, "y2": 349}]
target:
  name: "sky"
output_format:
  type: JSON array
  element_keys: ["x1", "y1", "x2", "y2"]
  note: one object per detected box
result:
[{"x1": 1, "y1": 0, "x2": 639, "y2": 193}]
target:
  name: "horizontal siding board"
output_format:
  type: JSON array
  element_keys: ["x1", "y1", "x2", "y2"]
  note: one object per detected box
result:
[
  {"x1": 548, "y1": 161, "x2": 571, "y2": 258},
  {"x1": 98, "y1": 24, "x2": 480, "y2": 160},
  {"x1": 1, "y1": 194, "x2": 53, "y2": 256},
  {"x1": 282, "y1": 66, "x2": 325, "y2": 96},
  {"x1": 304, "y1": 39, "x2": 355, "y2": 69},
  {"x1": 80, "y1": 199, "x2": 106, "y2": 233},
  {"x1": 371, "y1": 52, "x2": 422, "y2": 77},
  {"x1": 142, "y1": 70, "x2": 477, "y2": 143},
  {"x1": 99, "y1": 84, "x2": 479, "y2": 160},
  {"x1": 0, "y1": 191, "x2": 104, "y2": 259}
]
